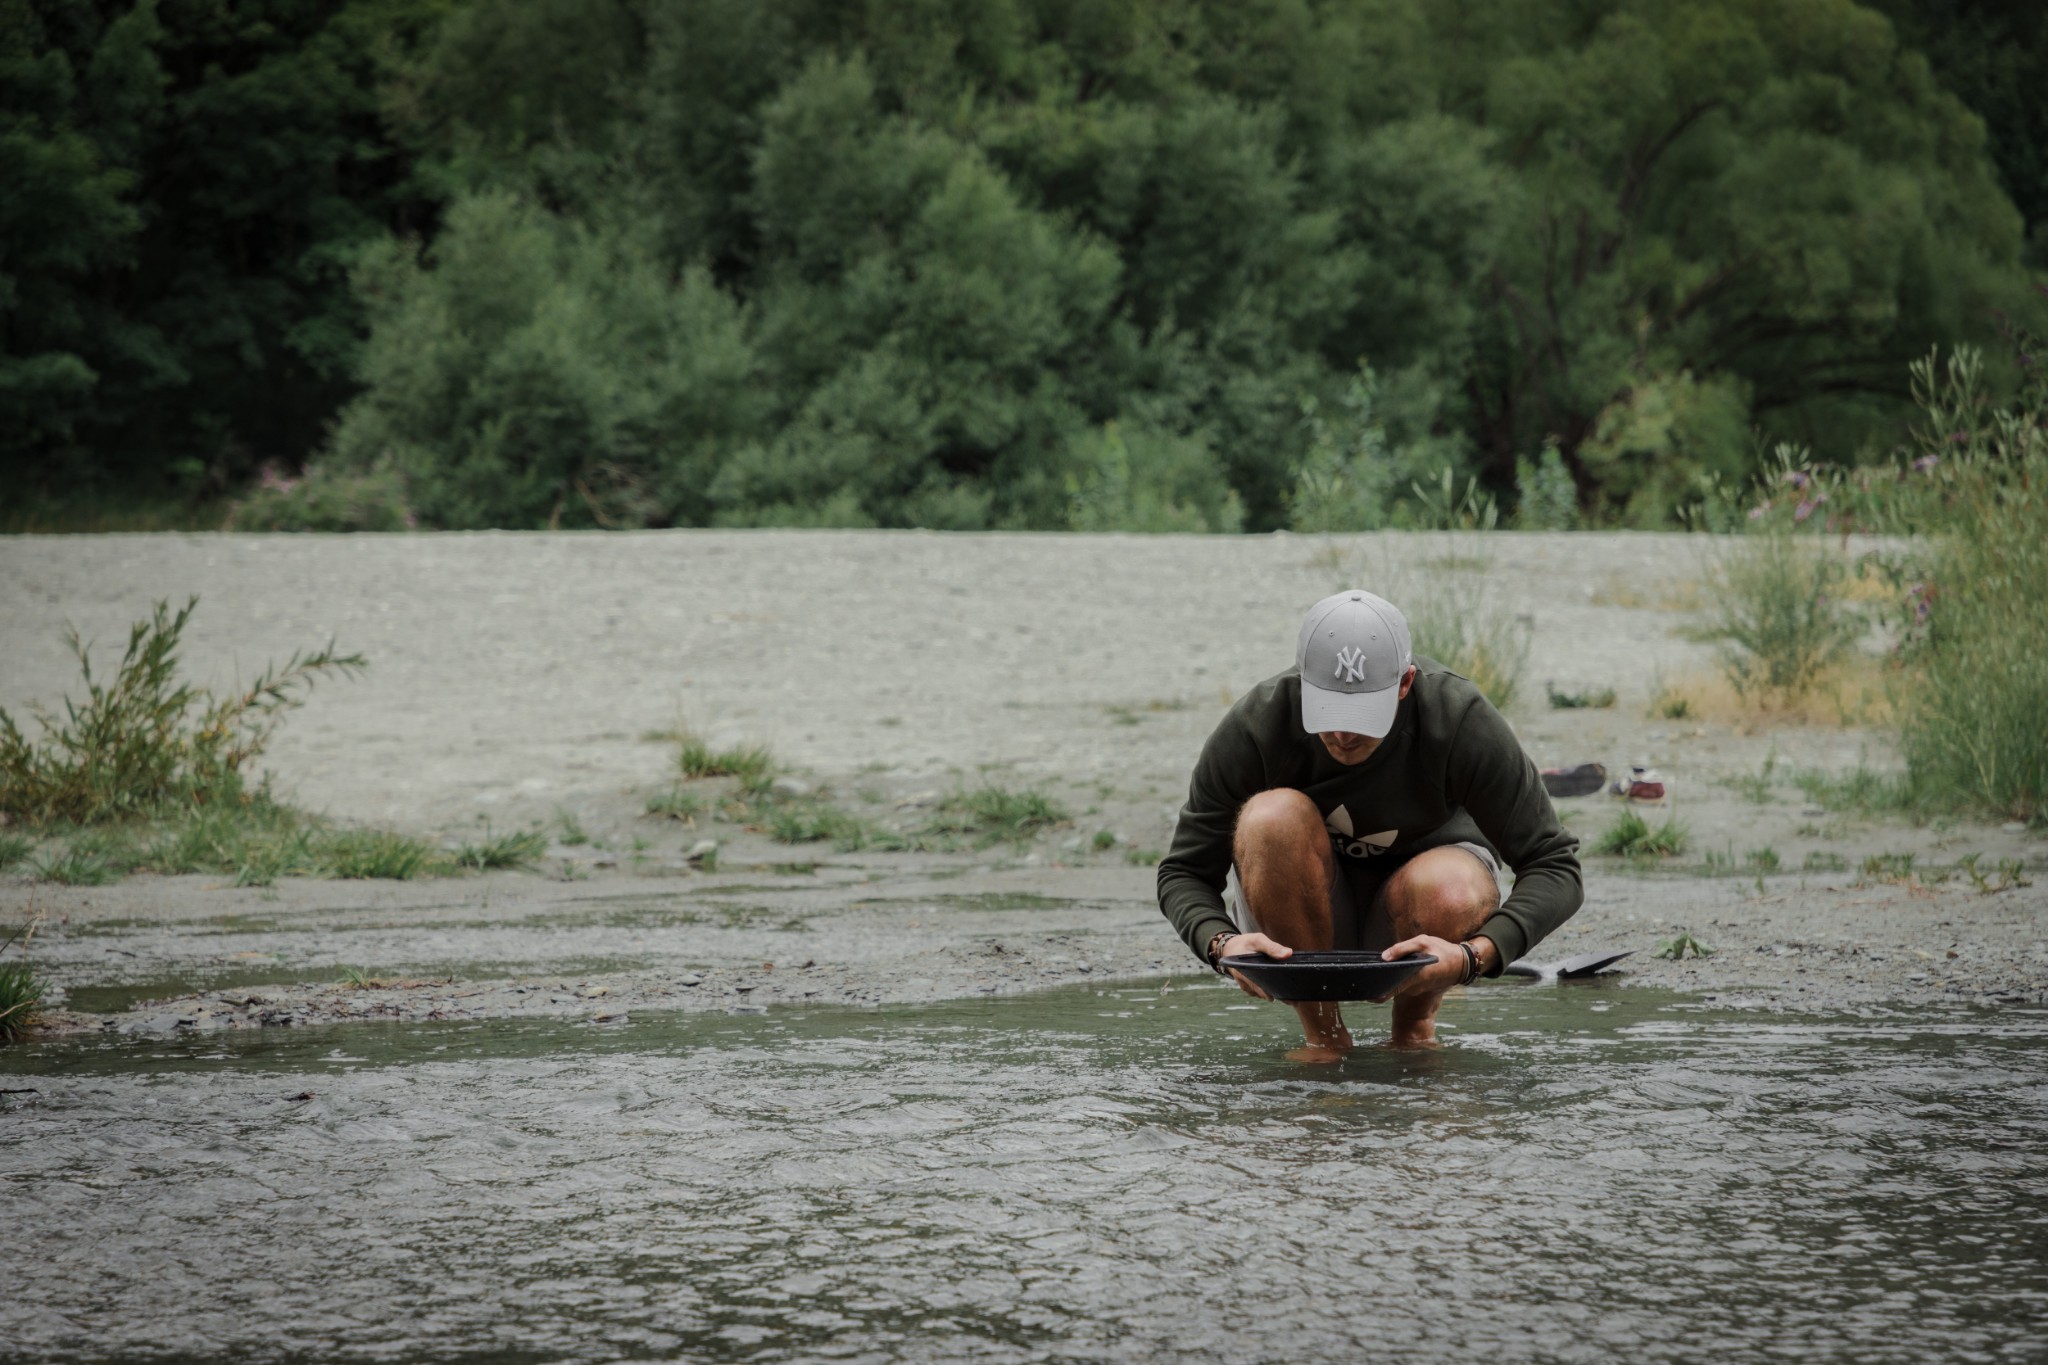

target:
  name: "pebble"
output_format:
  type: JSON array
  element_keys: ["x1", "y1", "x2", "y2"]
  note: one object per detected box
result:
[{"x1": 771, "y1": 777, "x2": 813, "y2": 799}]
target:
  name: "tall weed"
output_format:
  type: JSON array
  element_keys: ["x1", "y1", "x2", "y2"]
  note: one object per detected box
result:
[
  {"x1": 1686, "y1": 345, "x2": 2046, "y2": 823},
  {"x1": 1704, "y1": 524, "x2": 1862, "y2": 707},
  {"x1": 0, "y1": 599, "x2": 364, "y2": 825},
  {"x1": 1331, "y1": 542, "x2": 1532, "y2": 710},
  {"x1": 1888, "y1": 353, "x2": 2048, "y2": 823}
]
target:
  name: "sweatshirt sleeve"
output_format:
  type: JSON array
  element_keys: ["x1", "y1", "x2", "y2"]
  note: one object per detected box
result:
[
  {"x1": 1441, "y1": 692, "x2": 1583, "y2": 969},
  {"x1": 1156, "y1": 704, "x2": 1267, "y2": 963}
]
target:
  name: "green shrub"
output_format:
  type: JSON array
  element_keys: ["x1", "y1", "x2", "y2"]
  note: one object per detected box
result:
[
  {"x1": 1514, "y1": 440, "x2": 1578, "y2": 530},
  {"x1": 1288, "y1": 365, "x2": 1431, "y2": 532},
  {"x1": 327, "y1": 193, "x2": 766, "y2": 530},
  {"x1": 1067, "y1": 422, "x2": 1244, "y2": 534},
  {"x1": 0, "y1": 832, "x2": 30, "y2": 871},
  {"x1": 228, "y1": 460, "x2": 414, "y2": 532},
  {"x1": 0, "y1": 599, "x2": 364, "y2": 826},
  {"x1": 1404, "y1": 465, "x2": 1500, "y2": 531}
]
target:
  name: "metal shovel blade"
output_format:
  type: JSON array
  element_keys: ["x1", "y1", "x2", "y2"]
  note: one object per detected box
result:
[
  {"x1": 1502, "y1": 948, "x2": 1634, "y2": 981},
  {"x1": 1555, "y1": 948, "x2": 1633, "y2": 978}
]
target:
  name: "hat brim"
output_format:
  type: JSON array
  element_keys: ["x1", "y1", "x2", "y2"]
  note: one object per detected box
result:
[{"x1": 1301, "y1": 677, "x2": 1401, "y2": 739}]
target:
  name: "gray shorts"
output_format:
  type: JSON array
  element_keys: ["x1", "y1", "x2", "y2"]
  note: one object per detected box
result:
[{"x1": 1225, "y1": 841, "x2": 1506, "y2": 952}]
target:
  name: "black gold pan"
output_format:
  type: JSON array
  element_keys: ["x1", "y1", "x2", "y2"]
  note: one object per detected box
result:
[{"x1": 1218, "y1": 950, "x2": 1437, "y2": 1002}]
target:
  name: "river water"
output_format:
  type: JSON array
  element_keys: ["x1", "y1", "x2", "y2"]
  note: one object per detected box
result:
[{"x1": 4, "y1": 981, "x2": 2045, "y2": 1363}]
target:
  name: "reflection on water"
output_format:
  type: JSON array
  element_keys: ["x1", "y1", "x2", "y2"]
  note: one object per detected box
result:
[{"x1": 3, "y1": 983, "x2": 2046, "y2": 1363}]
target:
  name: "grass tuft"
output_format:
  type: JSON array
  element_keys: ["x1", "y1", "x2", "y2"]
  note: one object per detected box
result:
[
  {"x1": 452, "y1": 826, "x2": 547, "y2": 871},
  {"x1": 1860, "y1": 852, "x2": 1917, "y2": 883},
  {"x1": 318, "y1": 830, "x2": 436, "y2": 880},
  {"x1": 1546, "y1": 684, "x2": 1616, "y2": 710},
  {"x1": 1724, "y1": 749, "x2": 1779, "y2": 805},
  {"x1": 1793, "y1": 766, "x2": 1917, "y2": 817},
  {"x1": 0, "y1": 922, "x2": 45, "y2": 1043},
  {"x1": 1590, "y1": 809, "x2": 1689, "y2": 858},
  {"x1": 0, "y1": 831, "x2": 33, "y2": 871},
  {"x1": 644, "y1": 788, "x2": 703, "y2": 822},
  {"x1": 764, "y1": 800, "x2": 901, "y2": 852},
  {"x1": 33, "y1": 834, "x2": 131, "y2": 886},
  {"x1": 1655, "y1": 931, "x2": 1714, "y2": 960},
  {"x1": 924, "y1": 786, "x2": 1071, "y2": 847},
  {"x1": 676, "y1": 732, "x2": 776, "y2": 789}
]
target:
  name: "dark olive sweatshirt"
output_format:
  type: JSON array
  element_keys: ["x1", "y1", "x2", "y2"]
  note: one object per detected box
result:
[{"x1": 1156, "y1": 660, "x2": 1582, "y2": 972}]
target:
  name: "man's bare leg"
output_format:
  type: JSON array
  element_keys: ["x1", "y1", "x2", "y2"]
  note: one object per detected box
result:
[
  {"x1": 1231, "y1": 789, "x2": 1351, "y2": 1060},
  {"x1": 1376, "y1": 847, "x2": 1499, "y2": 1047}
]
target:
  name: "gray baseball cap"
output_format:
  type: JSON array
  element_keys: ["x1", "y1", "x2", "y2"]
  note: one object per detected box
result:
[{"x1": 1296, "y1": 590, "x2": 1413, "y2": 737}]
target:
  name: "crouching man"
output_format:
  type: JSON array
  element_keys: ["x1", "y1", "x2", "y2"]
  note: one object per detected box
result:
[{"x1": 1156, "y1": 590, "x2": 1583, "y2": 1058}]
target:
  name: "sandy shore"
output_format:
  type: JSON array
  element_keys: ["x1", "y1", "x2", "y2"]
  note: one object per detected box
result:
[{"x1": 3, "y1": 530, "x2": 2043, "y2": 1038}]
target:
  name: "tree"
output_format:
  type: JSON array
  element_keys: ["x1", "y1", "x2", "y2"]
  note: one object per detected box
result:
[{"x1": 1, "y1": 0, "x2": 439, "y2": 497}]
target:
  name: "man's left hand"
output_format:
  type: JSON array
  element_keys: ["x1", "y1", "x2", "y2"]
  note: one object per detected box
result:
[{"x1": 1378, "y1": 934, "x2": 1477, "y2": 1001}]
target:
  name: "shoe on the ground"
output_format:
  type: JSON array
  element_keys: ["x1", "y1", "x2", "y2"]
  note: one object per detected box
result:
[
  {"x1": 1540, "y1": 762, "x2": 1607, "y2": 798},
  {"x1": 1609, "y1": 765, "x2": 1665, "y2": 801}
]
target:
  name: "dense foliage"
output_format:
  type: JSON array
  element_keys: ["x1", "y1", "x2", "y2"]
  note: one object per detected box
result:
[
  {"x1": 5, "y1": 0, "x2": 2043, "y2": 529},
  {"x1": 1, "y1": 0, "x2": 442, "y2": 496}
]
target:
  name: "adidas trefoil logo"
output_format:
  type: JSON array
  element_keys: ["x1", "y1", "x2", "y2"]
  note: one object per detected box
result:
[{"x1": 1325, "y1": 804, "x2": 1398, "y2": 858}]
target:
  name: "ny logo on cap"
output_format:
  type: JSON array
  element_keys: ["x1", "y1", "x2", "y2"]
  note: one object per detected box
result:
[{"x1": 1333, "y1": 645, "x2": 1370, "y2": 684}]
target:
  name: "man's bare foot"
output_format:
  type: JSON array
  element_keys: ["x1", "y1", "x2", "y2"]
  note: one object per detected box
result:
[
  {"x1": 1289, "y1": 1002, "x2": 1353, "y2": 1062},
  {"x1": 1383, "y1": 1025, "x2": 1442, "y2": 1049},
  {"x1": 1389, "y1": 995, "x2": 1445, "y2": 1048}
]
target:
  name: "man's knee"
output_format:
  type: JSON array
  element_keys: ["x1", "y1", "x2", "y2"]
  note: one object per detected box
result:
[
  {"x1": 1384, "y1": 847, "x2": 1496, "y2": 931},
  {"x1": 1235, "y1": 789, "x2": 1326, "y2": 860}
]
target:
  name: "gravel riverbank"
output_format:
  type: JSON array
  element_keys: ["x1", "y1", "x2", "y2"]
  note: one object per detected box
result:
[{"x1": 4, "y1": 529, "x2": 2043, "y2": 1041}]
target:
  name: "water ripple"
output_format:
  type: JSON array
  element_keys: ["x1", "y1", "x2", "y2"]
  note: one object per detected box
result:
[{"x1": 3, "y1": 986, "x2": 2045, "y2": 1363}]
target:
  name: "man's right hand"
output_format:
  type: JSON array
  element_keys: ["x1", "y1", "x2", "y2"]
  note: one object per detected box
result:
[{"x1": 1219, "y1": 932, "x2": 1293, "y2": 1000}]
